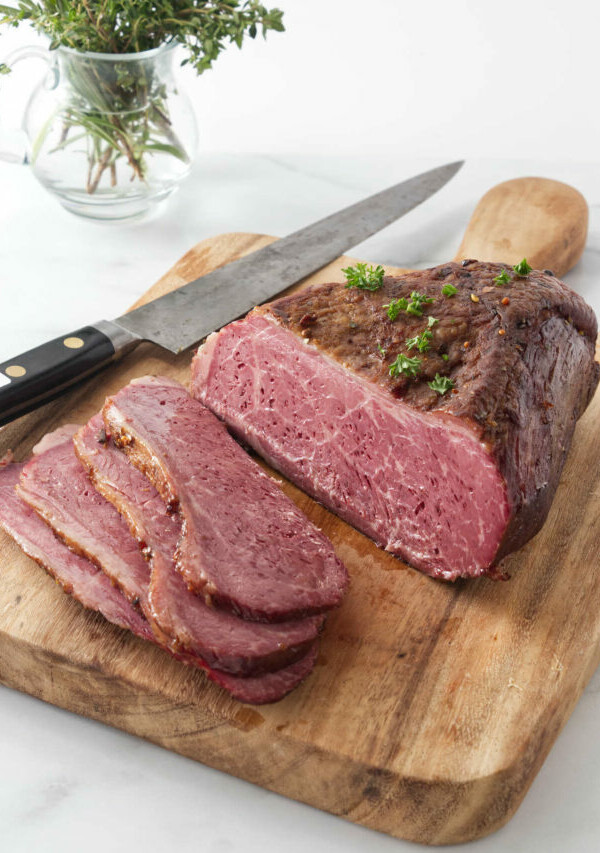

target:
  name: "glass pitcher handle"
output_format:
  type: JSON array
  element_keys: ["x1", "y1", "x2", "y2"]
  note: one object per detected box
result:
[{"x1": 0, "y1": 45, "x2": 53, "y2": 165}]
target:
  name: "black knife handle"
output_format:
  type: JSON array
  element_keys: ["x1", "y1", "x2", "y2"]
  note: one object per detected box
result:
[{"x1": 0, "y1": 321, "x2": 141, "y2": 426}]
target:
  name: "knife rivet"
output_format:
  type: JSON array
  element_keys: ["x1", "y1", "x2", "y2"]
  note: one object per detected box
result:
[
  {"x1": 5, "y1": 365, "x2": 26, "y2": 377},
  {"x1": 63, "y1": 336, "x2": 84, "y2": 349}
]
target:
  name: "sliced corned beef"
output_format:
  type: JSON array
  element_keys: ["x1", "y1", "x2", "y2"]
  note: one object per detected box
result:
[
  {"x1": 17, "y1": 433, "x2": 151, "y2": 611},
  {"x1": 191, "y1": 261, "x2": 599, "y2": 581},
  {"x1": 102, "y1": 376, "x2": 348, "y2": 622},
  {"x1": 0, "y1": 459, "x2": 153, "y2": 640},
  {"x1": 1, "y1": 452, "x2": 317, "y2": 703},
  {"x1": 206, "y1": 641, "x2": 318, "y2": 705},
  {"x1": 74, "y1": 414, "x2": 324, "y2": 676}
]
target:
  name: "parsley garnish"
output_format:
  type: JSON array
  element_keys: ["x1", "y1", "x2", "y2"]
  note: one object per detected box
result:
[
  {"x1": 377, "y1": 342, "x2": 387, "y2": 356},
  {"x1": 493, "y1": 269, "x2": 511, "y2": 286},
  {"x1": 384, "y1": 291, "x2": 433, "y2": 320},
  {"x1": 428, "y1": 373, "x2": 454, "y2": 395},
  {"x1": 513, "y1": 258, "x2": 532, "y2": 276},
  {"x1": 441, "y1": 283, "x2": 458, "y2": 297},
  {"x1": 384, "y1": 297, "x2": 408, "y2": 320},
  {"x1": 441, "y1": 353, "x2": 449, "y2": 361},
  {"x1": 427, "y1": 315, "x2": 439, "y2": 328},
  {"x1": 406, "y1": 329, "x2": 433, "y2": 353},
  {"x1": 342, "y1": 262, "x2": 385, "y2": 291},
  {"x1": 389, "y1": 353, "x2": 422, "y2": 379},
  {"x1": 406, "y1": 291, "x2": 434, "y2": 317}
]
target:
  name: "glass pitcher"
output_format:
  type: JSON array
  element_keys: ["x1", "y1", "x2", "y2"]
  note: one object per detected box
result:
[{"x1": 0, "y1": 42, "x2": 199, "y2": 220}]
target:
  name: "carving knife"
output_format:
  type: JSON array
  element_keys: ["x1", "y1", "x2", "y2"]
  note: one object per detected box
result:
[{"x1": 0, "y1": 161, "x2": 463, "y2": 425}]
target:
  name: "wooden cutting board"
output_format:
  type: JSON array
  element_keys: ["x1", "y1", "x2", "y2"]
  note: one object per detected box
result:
[{"x1": 0, "y1": 177, "x2": 597, "y2": 846}]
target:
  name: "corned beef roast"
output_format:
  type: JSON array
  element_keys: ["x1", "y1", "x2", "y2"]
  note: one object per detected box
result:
[
  {"x1": 191, "y1": 260, "x2": 599, "y2": 581},
  {"x1": 103, "y1": 376, "x2": 348, "y2": 621},
  {"x1": 74, "y1": 414, "x2": 324, "y2": 676}
]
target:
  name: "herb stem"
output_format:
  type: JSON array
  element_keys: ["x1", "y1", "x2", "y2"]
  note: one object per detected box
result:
[{"x1": 87, "y1": 144, "x2": 112, "y2": 193}]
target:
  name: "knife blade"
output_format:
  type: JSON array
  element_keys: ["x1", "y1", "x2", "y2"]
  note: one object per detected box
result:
[{"x1": 0, "y1": 161, "x2": 463, "y2": 426}]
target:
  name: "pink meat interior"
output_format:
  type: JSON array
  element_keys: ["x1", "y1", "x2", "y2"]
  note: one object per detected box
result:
[{"x1": 193, "y1": 314, "x2": 511, "y2": 580}]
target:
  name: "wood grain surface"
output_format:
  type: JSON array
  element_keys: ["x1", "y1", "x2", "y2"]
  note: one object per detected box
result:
[
  {"x1": 454, "y1": 177, "x2": 588, "y2": 275},
  {"x1": 0, "y1": 178, "x2": 597, "y2": 845}
]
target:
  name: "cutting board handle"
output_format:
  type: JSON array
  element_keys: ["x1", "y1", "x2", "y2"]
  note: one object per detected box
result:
[{"x1": 454, "y1": 177, "x2": 588, "y2": 277}]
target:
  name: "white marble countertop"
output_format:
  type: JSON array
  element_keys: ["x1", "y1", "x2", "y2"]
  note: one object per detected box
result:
[{"x1": 1, "y1": 1, "x2": 600, "y2": 850}]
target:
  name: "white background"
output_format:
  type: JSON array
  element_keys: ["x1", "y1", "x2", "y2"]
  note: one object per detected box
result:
[{"x1": 1, "y1": 1, "x2": 599, "y2": 851}]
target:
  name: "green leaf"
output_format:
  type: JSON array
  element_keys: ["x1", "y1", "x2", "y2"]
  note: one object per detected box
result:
[
  {"x1": 144, "y1": 140, "x2": 189, "y2": 162},
  {"x1": 405, "y1": 329, "x2": 432, "y2": 353},
  {"x1": 407, "y1": 291, "x2": 434, "y2": 316},
  {"x1": 441, "y1": 283, "x2": 458, "y2": 297},
  {"x1": 384, "y1": 297, "x2": 408, "y2": 320},
  {"x1": 389, "y1": 353, "x2": 422, "y2": 379},
  {"x1": 342, "y1": 262, "x2": 385, "y2": 291},
  {"x1": 493, "y1": 269, "x2": 511, "y2": 285},
  {"x1": 385, "y1": 291, "x2": 433, "y2": 320},
  {"x1": 428, "y1": 373, "x2": 454, "y2": 395},
  {"x1": 513, "y1": 258, "x2": 533, "y2": 276}
]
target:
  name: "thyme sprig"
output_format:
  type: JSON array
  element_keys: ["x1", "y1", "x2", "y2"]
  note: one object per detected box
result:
[{"x1": 0, "y1": 2, "x2": 284, "y2": 70}]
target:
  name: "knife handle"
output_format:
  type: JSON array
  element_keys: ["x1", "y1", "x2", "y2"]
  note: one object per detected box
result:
[{"x1": 0, "y1": 321, "x2": 140, "y2": 426}]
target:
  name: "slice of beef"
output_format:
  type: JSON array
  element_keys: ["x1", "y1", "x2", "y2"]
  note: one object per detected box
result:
[
  {"x1": 74, "y1": 414, "x2": 324, "y2": 676},
  {"x1": 0, "y1": 460, "x2": 154, "y2": 641},
  {"x1": 102, "y1": 376, "x2": 348, "y2": 622},
  {"x1": 17, "y1": 433, "x2": 151, "y2": 611},
  {"x1": 205, "y1": 641, "x2": 318, "y2": 704},
  {"x1": 191, "y1": 261, "x2": 599, "y2": 581},
  {"x1": 0, "y1": 457, "x2": 318, "y2": 703},
  {"x1": 18, "y1": 421, "x2": 320, "y2": 677}
]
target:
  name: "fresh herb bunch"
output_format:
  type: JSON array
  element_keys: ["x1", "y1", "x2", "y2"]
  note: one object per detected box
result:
[
  {"x1": 0, "y1": 2, "x2": 284, "y2": 71},
  {"x1": 0, "y1": 1, "x2": 284, "y2": 193}
]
